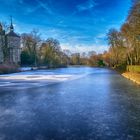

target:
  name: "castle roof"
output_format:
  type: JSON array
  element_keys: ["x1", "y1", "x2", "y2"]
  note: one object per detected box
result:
[
  {"x1": 6, "y1": 16, "x2": 20, "y2": 38},
  {"x1": 6, "y1": 31, "x2": 20, "y2": 38}
]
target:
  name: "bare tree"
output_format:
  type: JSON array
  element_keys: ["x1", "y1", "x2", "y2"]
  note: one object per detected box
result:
[{"x1": 21, "y1": 29, "x2": 41, "y2": 66}]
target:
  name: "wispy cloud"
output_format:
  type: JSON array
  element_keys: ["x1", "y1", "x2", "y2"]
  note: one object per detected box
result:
[
  {"x1": 76, "y1": 0, "x2": 97, "y2": 12},
  {"x1": 25, "y1": 5, "x2": 41, "y2": 14},
  {"x1": 35, "y1": 0, "x2": 54, "y2": 15}
]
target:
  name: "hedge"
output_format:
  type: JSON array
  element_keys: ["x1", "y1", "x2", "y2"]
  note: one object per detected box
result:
[{"x1": 127, "y1": 65, "x2": 140, "y2": 73}]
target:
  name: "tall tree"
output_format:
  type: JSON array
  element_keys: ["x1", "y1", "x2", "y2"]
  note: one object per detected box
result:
[
  {"x1": 107, "y1": 29, "x2": 126, "y2": 67},
  {"x1": 0, "y1": 22, "x2": 9, "y2": 63},
  {"x1": 21, "y1": 29, "x2": 41, "y2": 66},
  {"x1": 40, "y1": 38, "x2": 68, "y2": 67}
]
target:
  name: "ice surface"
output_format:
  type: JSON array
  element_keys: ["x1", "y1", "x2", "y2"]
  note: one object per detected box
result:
[
  {"x1": 0, "y1": 68, "x2": 91, "y2": 88},
  {"x1": 0, "y1": 67, "x2": 140, "y2": 140}
]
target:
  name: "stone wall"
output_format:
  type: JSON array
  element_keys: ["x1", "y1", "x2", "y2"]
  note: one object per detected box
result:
[{"x1": 7, "y1": 36, "x2": 21, "y2": 64}]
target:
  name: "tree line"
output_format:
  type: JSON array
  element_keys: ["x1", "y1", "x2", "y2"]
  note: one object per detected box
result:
[
  {"x1": 77, "y1": 0, "x2": 140, "y2": 69},
  {"x1": 104, "y1": 0, "x2": 140, "y2": 68},
  {"x1": 20, "y1": 29, "x2": 107, "y2": 68},
  {"x1": 20, "y1": 30, "x2": 69, "y2": 68},
  {"x1": 21, "y1": 30, "x2": 107, "y2": 68}
]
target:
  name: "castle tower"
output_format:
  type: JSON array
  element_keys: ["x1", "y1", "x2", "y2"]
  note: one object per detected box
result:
[
  {"x1": 10, "y1": 16, "x2": 14, "y2": 32},
  {"x1": 6, "y1": 17, "x2": 21, "y2": 64}
]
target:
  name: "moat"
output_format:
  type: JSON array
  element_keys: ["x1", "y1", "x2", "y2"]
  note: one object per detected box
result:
[{"x1": 0, "y1": 67, "x2": 140, "y2": 140}]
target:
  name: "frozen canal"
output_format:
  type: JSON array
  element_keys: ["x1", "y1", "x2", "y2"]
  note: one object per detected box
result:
[{"x1": 0, "y1": 67, "x2": 140, "y2": 140}]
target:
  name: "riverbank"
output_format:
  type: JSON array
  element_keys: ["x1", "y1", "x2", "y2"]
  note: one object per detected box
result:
[
  {"x1": 0, "y1": 65, "x2": 68, "y2": 75},
  {"x1": 113, "y1": 65, "x2": 140, "y2": 85},
  {"x1": 0, "y1": 64, "x2": 19, "y2": 74},
  {"x1": 122, "y1": 72, "x2": 140, "y2": 85}
]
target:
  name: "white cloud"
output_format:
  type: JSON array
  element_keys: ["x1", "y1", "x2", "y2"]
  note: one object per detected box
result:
[
  {"x1": 61, "y1": 43, "x2": 108, "y2": 54},
  {"x1": 96, "y1": 33, "x2": 106, "y2": 39}
]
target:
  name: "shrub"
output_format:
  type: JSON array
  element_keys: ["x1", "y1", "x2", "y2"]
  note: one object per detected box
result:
[
  {"x1": 114, "y1": 64, "x2": 127, "y2": 73},
  {"x1": 0, "y1": 64, "x2": 19, "y2": 74}
]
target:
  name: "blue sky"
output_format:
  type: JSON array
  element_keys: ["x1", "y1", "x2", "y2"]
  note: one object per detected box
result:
[{"x1": 0, "y1": 0, "x2": 131, "y2": 53}]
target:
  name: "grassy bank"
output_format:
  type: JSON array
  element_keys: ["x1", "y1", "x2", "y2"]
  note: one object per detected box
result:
[
  {"x1": 127, "y1": 65, "x2": 140, "y2": 73},
  {"x1": 122, "y1": 65, "x2": 140, "y2": 85},
  {"x1": 112, "y1": 64, "x2": 140, "y2": 85},
  {"x1": 122, "y1": 72, "x2": 140, "y2": 85}
]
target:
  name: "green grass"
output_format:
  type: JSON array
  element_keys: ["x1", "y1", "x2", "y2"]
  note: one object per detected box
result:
[{"x1": 127, "y1": 65, "x2": 140, "y2": 73}]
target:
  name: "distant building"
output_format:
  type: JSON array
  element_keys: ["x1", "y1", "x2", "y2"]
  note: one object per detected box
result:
[{"x1": 0, "y1": 18, "x2": 21, "y2": 64}]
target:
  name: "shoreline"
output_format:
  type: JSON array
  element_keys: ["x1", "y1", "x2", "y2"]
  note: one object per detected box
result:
[
  {"x1": 122, "y1": 72, "x2": 140, "y2": 85},
  {"x1": 1, "y1": 65, "x2": 140, "y2": 86}
]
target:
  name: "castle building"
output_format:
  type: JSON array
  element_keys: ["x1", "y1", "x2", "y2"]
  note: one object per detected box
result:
[{"x1": 0, "y1": 18, "x2": 21, "y2": 64}]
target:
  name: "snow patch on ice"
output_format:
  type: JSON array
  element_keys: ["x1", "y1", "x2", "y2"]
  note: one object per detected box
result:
[
  {"x1": 0, "y1": 69, "x2": 92, "y2": 88},
  {"x1": 20, "y1": 67, "x2": 32, "y2": 71},
  {"x1": 0, "y1": 74, "x2": 74, "y2": 81}
]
